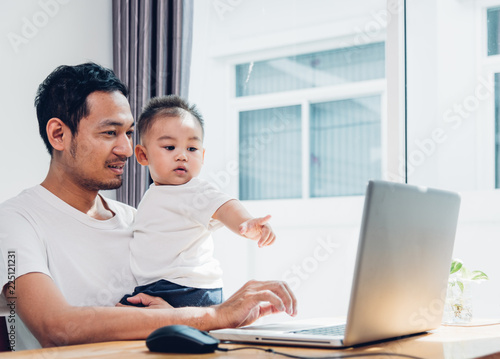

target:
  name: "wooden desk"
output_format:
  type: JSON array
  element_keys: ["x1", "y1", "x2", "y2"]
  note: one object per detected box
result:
[{"x1": 2, "y1": 323, "x2": 500, "y2": 359}]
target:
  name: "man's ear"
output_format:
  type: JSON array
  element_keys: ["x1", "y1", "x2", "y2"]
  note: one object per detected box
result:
[
  {"x1": 202, "y1": 148, "x2": 205, "y2": 164},
  {"x1": 46, "y1": 118, "x2": 69, "y2": 152},
  {"x1": 135, "y1": 144, "x2": 149, "y2": 166}
]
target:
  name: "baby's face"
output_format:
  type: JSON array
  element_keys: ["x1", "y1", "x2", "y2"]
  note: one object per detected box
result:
[{"x1": 140, "y1": 115, "x2": 204, "y2": 186}]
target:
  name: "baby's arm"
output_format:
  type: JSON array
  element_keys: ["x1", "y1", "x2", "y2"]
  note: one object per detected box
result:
[{"x1": 213, "y1": 199, "x2": 276, "y2": 247}]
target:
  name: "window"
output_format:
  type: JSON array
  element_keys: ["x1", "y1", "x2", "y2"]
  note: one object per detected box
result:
[
  {"x1": 488, "y1": 7, "x2": 500, "y2": 56},
  {"x1": 235, "y1": 43, "x2": 385, "y2": 97},
  {"x1": 309, "y1": 96, "x2": 381, "y2": 197},
  {"x1": 489, "y1": 7, "x2": 500, "y2": 187},
  {"x1": 236, "y1": 43, "x2": 386, "y2": 200},
  {"x1": 239, "y1": 105, "x2": 302, "y2": 200}
]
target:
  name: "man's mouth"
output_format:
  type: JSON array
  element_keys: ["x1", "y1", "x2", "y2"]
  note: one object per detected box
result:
[{"x1": 107, "y1": 162, "x2": 126, "y2": 174}]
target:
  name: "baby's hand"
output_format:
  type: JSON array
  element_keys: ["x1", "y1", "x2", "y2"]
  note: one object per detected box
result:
[{"x1": 239, "y1": 215, "x2": 276, "y2": 247}]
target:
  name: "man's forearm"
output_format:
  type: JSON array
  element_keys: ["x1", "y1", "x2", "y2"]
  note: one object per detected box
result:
[
  {"x1": 15, "y1": 273, "x2": 296, "y2": 348},
  {"x1": 27, "y1": 305, "x2": 219, "y2": 348},
  {"x1": 14, "y1": 273, "x2": 225, "y2": 348}
]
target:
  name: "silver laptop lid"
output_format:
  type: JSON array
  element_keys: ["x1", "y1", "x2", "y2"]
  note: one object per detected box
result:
[{"x1": 343, "y1": 180, "x2": 461, "y2": 346}]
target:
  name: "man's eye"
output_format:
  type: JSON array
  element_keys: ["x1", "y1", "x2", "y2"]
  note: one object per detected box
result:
[
  {"x1": 126, "y1": 130, "x2": 134, "y2": 138},
  {"x1": 188, "y1": 147, "x2": 198, "y2": 152},
  {"x1": 165, "y1": 146, "x2": 175, "y2": 150},
  {"x1": 105, "y1": 131, "x2": 116, "y2": 136}
]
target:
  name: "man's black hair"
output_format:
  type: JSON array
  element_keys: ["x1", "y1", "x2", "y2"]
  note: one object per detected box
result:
[
  {"x1": 137, "y1": 95, "x2": 204, "y2": 143},
  {"x1": 34, "y1": 62, "x2": 129, "y2": 155}
]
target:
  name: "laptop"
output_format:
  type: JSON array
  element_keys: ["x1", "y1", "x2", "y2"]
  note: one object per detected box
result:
[{"x1": 210, "y1": 180, "x2": 461, "y2": 348}]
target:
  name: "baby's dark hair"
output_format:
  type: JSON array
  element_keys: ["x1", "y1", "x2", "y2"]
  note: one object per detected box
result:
[{"x1": 137, "y1": 95, "x2": 204, "y2": 143}]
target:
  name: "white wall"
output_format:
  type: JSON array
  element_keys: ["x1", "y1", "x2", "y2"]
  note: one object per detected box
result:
[{"x1": 0, "y1": 0, "x2": 113, "y2": 203}]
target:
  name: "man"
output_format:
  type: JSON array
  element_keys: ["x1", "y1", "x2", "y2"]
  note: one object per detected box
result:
[{"x1": 0, "y1": 63, "x2": 296, "y2": 350}]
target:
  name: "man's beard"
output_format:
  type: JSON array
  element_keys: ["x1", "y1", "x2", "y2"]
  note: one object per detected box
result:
[
  {"x1": 78, "y1": 176, "x2": 123, "y2": 191},
  {"x1": 70, "y1": 138, "x2": 126, "y2": 191}
]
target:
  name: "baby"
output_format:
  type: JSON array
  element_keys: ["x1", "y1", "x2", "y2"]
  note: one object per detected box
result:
[{"x1": 120, "y1": 95, "x2": 275, "y2": 307}]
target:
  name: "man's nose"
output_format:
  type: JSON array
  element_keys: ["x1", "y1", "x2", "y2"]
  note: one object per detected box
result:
[{"x1": 114, "y1": 133, "x2": 134, "y2": 158}]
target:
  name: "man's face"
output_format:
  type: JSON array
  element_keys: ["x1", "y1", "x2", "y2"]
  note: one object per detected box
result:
[
  {"x1": 65, "y1": 91, "x2": 134, "y2": 191},
  {"x1": 140, "y1": 114, "x2": 204, "y2": 186}
]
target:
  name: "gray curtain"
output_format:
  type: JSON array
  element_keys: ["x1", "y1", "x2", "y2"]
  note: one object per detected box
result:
[{"x1": 112, "y1": 0, "x2": 193, "y2": 207}]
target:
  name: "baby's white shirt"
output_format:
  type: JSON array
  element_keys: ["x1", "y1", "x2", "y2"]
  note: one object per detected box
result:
[{"x1": 130, "y1": 178, "x2": 233, "y2": 289}]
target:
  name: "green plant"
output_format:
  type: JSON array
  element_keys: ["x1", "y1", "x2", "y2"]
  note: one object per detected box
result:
[{"x1": 449, "y1": 259, "x2": 489, "y2": 292}]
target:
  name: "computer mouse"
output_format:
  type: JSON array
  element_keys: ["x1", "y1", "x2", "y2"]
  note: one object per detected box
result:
[{"x1": 146, "y1": 325, "x2": 220, "y2": 354}]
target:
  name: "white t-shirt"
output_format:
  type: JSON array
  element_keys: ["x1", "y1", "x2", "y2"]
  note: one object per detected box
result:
[
  {"x1": 0, "y1": 185, "x2": 136, "y2": 350},
  {"x1": 130, "y1": 178, "x2": 233, "y2": 289}
]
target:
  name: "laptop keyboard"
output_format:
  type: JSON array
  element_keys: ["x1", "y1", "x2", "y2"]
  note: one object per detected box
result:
[{"x1": 291, "y1": 324, "x2": 346, "y2": 336}]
